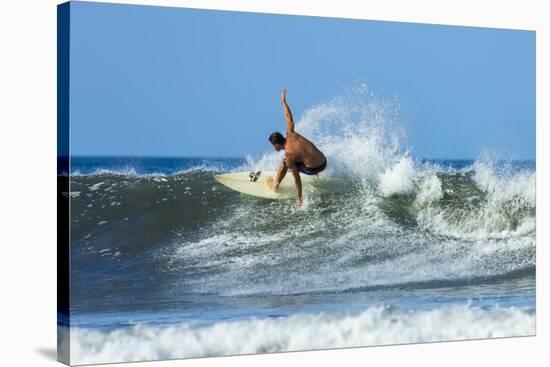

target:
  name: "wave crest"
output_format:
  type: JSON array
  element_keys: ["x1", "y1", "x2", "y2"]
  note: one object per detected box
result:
[{"x1": 67, "y1": 304, "x2": 535, "y2": 364}]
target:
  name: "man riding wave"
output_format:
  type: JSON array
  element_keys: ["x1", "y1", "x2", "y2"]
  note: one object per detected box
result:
[{"x1": 267, "y1": 89, "x2": 327, "y2": 208}]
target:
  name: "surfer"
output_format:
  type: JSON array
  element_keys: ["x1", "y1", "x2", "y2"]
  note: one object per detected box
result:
[{"x1": 267, "y1": 89, "x2": 327, "y2": 208}]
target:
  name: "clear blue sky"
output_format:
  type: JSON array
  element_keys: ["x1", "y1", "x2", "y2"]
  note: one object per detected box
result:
[{"x1": 69, "y1": 1, "x2": 535, "y2": 159}]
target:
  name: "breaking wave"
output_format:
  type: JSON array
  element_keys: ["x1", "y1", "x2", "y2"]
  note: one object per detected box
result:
[{"x1": 66, "y1": 304, "x2": 535, "y2": 365}]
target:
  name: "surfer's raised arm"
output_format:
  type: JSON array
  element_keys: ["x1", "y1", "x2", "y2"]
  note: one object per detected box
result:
[{"x1": 281, "y1": 89, "x2": 295, "y2": 134}]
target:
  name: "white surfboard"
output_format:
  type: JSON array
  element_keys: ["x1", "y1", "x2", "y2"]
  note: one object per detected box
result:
[{"x1": 214, "y1": 171, "x2": 317, "y2": 199}]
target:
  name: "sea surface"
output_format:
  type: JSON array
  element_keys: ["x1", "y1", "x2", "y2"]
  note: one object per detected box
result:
[
  {"x1": 60, "y1": 92, "x2": 535, "y2": 364},
  {"x1": 61, "y1": 155, "x2": 535, "y2": 365}
]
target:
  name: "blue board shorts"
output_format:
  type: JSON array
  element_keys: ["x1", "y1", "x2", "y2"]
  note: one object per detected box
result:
[{"x1": 285, "y1": 158, "x2": 327, "y2": 175}]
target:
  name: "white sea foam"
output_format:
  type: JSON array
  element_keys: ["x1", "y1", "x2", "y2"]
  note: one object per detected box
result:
[
  {"x1": 378, "y1": 156, "x2": 416, "y2": 197},
  {"x1": 416, "y1": 160, "x2": 535, "y2": 240},
  {"x1": 68, "y1": 305, "x2": 534, "y2": 365},
  {"x1": 88, "y1": 182, "x2": 105, "y2": 191},
  {"x1": 413, "y1": 174, "x2": 443, "y2": 206},
  {"x1": 167, "y1": 211, "x2": 532, "y2": 297},
  {"x1": 472, "y1": 160, "x2": 535, "y2": 206}
]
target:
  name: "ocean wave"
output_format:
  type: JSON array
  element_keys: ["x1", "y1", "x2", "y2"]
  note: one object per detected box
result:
[
  {"x1": 66, "y1": 304, "x2": 535, "y2": 365},
  {"x1": 149, "y1": 87, "x2": 535, "y2": 297},
  {"x1": 70, "y1": 159, "x2": 535, "y2": 241},
  {"x1": 240, "y1": 85, "x2": 535, "y2": 240},
  {"x1": 414, "y1": 160, "x2": 535, "y2": 240},
  {"x1": 70, "y1": 88, "x2": 535, "y2": 244},
  {"x1": 70, "y1": 164, "x2": 229, "y2": 177},
  {"x1": 167, "y1": 223, "x2": 534, "y2": 297},
  {"x1": 68, "y1": 85, "x2": 535, "y2": 304}
]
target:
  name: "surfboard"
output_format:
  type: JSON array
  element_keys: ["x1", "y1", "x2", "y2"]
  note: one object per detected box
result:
[{"x1": 214, "y1": 171, "x2": 316, "y2": 199}]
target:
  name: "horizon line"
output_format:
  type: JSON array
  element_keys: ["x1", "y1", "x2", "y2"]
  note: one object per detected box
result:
[{"x1": 68, "y1": 154, "x2": 536, "y2": 162}]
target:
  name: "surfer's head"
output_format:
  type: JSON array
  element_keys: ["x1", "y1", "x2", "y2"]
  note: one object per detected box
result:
[{"x1": 269, "y1": 132, "x2": 286, "y2": 151}]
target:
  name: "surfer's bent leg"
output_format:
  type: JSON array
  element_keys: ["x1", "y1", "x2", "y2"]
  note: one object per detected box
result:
[{"x1": 276, "y1": 160, "x2": 288, "y2": 187}]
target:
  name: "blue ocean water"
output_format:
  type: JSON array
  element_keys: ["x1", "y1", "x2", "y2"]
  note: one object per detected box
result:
[
  {"x1": 62, "y1": 154, "x2": 536, "y2": 364},
  {"x1": 71, "y1": 156, "x2": 535, "y2": 176},
  {"x1": 71, "y1": 156, "x2": 246, "y2": 175}
]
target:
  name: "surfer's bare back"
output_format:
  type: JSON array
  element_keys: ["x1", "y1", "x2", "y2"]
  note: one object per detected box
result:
[{"x1": 267, "y1": 89, "x2": 327, "y2": 208}]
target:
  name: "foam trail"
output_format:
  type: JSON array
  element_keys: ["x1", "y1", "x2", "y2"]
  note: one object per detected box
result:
[{"x1": 69, "y1": 305, "x2": 534, "y2": 365}]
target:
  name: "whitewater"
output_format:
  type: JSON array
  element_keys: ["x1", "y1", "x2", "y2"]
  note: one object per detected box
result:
[{"x1": 62, "y1": 86, "x2": 535, "y2": 364}]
